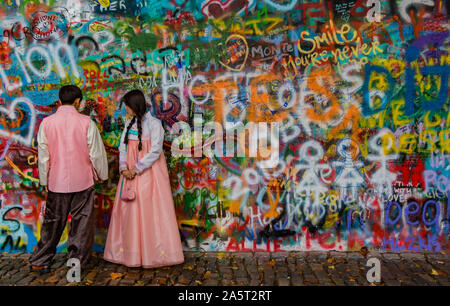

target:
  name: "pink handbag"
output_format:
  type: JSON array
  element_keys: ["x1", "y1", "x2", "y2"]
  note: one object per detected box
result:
[
  {"x1": 119, "y1": 176, "x2": 136, "y2": 201},
  {"x1": 120, "y1": 151, "x2": 138, "y2": 201}
]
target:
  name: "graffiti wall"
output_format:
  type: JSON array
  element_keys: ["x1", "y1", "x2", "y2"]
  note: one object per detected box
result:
[{"x1": 0, "y1": 0, "x2": 448, "y2": 253}]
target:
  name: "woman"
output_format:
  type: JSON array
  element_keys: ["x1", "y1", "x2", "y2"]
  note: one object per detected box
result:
[{"x1": 104, "y1": 89, "x2": 184, "y2": 268}]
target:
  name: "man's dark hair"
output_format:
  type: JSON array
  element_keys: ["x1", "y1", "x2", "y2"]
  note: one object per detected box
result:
[{"x1": 59, "y1": 85, "x2": 83, "y2": 105}]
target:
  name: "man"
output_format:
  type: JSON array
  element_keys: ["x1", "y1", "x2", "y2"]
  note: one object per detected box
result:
[{"x1": 30, "y1": 85, "x2": 108, "y2": 274}]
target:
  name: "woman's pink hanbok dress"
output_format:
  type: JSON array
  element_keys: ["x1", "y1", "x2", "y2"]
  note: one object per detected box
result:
[{"x1": 104, "y1": 112, "x2": 184, "y2": 268}]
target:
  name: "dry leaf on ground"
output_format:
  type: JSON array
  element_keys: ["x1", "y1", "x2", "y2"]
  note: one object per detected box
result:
[
  {"x1": 110, "y1": 272, "x2": 123, "y2": 280},
  {"x1": 46, "y1": 275, "x2": 59, "y2": 283}
]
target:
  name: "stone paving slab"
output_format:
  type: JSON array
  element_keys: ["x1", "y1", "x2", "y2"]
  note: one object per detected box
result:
[{"x1": 0, "y1": 251, "x2": 448, "y2": 286}]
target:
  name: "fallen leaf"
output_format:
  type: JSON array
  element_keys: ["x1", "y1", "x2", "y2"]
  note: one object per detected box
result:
[
  {"x1": 328, "y1": 265, "x2": 335, "y2": 270},
  {"x1": 231, "y1": 266, "x2": 238, "y2": 270},
  {"x1": 369, "y1": 283, "x2": 376, "y2": 286},
  {"x1": 46, "y1": 276, "x2": 59, "y2": 283},
  {"x1": 348, "y1": 278, "x2": 355, "y2": 282},
  {"x1": 431, "y1": 269, "x2": 439, "y2": 276},
  {"x1": 85, "y1": 280, "x2": 94, "y2": 286},
  {"x1": 195, "y1": 280, "x2": 202, "y2": 285},
  {"x1": 187, "y1": 266, "x2": 193, "y2": 270},
  {"x1": 327, "y1": 258, "x2": 336, "y2": 265},
  {"x1": 110, "y1": 272, "x2": 123, "y2": 280}
]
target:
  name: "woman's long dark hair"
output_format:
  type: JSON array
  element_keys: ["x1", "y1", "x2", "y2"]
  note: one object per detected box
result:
[{"x1": 122, "y1": 90, "x2": 147, "y2": 151}]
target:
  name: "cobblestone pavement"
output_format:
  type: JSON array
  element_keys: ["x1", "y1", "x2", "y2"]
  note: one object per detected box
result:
[{"x1": 0, "y1": 251, "x2": 448, "y2": 286}]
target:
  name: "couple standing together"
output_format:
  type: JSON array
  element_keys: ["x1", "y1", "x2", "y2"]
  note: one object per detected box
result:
[{"x1": 29, "y1": 85, "x2": 184, "y2": 273}]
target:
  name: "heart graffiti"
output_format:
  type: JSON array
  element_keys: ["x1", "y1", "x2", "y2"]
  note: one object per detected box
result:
[
  {"x1": 0, "y1": 97, "x2": 36, "y2": 146},
  {"x1": 219, "y1": 34, "x2": 249, "y2": 72}
]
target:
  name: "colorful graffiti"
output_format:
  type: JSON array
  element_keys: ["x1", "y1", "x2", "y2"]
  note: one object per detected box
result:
[{"x1": 0, "y1": 0, "x2": 448, "y2": 253}]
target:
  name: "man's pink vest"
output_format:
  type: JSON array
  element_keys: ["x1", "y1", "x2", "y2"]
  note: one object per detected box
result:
[{"x1": 42, "y1": 105, "x2": 95, "y2": 193}]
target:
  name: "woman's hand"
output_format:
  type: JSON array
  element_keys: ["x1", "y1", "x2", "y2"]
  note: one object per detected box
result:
[
  {"x1": 121, "y1": 170, "x2": 136, "y2": 180},
  {"x1": 129, "y1": 169, "x2": 136, "y2": 178}
]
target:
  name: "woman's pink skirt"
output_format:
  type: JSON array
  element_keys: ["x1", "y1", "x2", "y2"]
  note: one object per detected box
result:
[{"x1": 104, "y1": 139, "x2": 184, "y2": 268}]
